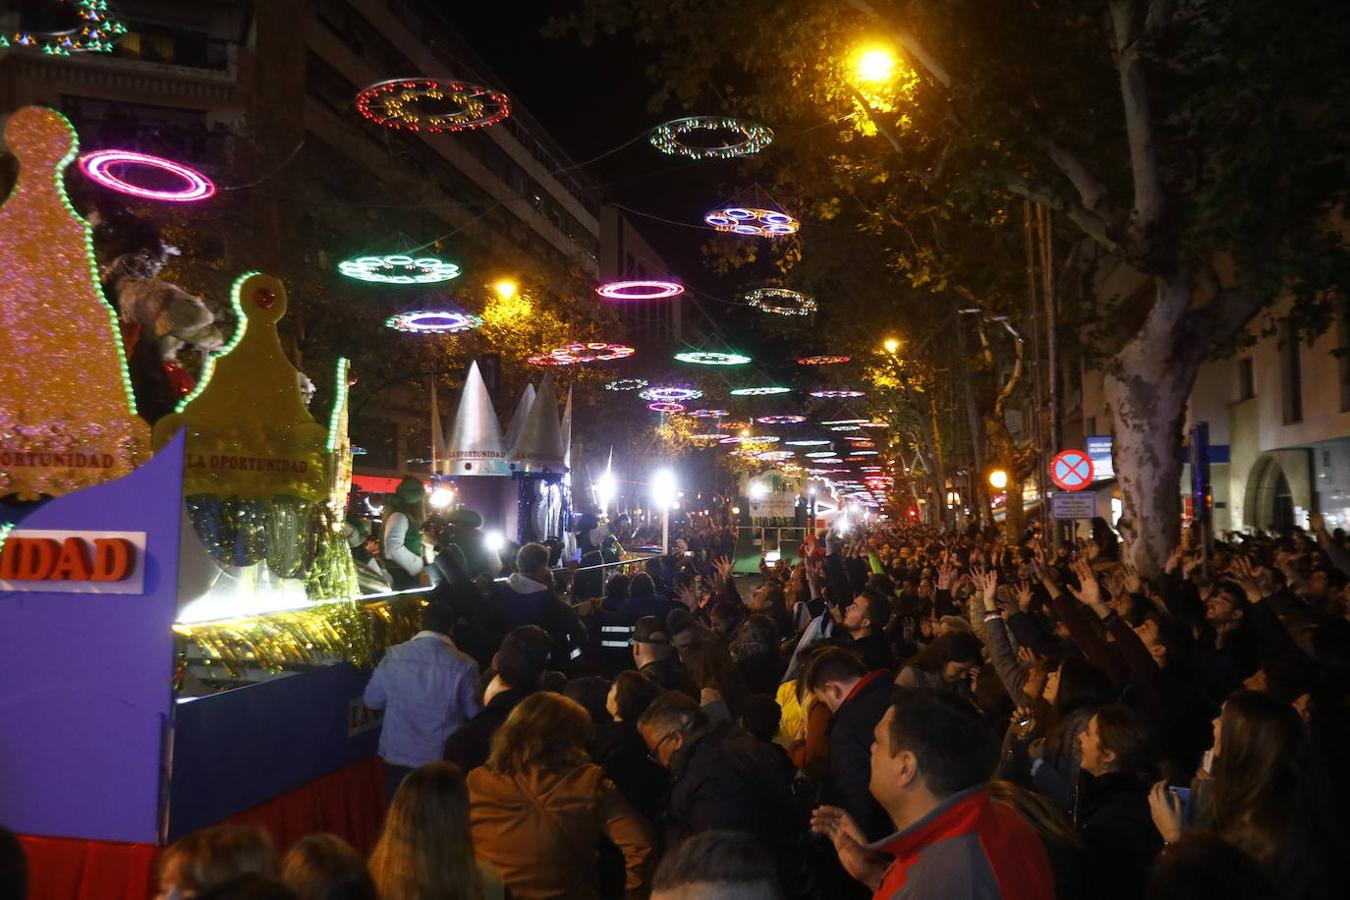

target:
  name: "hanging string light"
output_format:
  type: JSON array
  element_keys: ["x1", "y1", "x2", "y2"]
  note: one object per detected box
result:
[{"x1": 648, "y1": 116, "x2": 774, "y2": 159}]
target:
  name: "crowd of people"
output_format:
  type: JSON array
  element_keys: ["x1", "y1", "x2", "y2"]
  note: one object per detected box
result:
[{"x1": 5, "y1": 509, "x2": 1349, "y2": 899}]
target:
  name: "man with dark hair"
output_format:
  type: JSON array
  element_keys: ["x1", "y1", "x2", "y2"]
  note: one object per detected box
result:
[
  {"x1": 638, "y1": 692, "x2": 796, "y2": 876},
  {"x1": 651, "y1": 831, "x2": 783, "y2": 900},
  {"x1": 836, "y1": 589, "x2": 896, "y2": 673},
  {"x1": 494, "y1": 542, "x2": 587, "y2": 670},
  {"x1": 811, "y1": 687, "x2": 1054, "y2": 899},
  {"x1": 632, "y1": 617, "x2": 699, "y2": 699},
  {"x1": 364, "y1": 603, "x2": 480, "y2": 799},
  {"x1": 443, "y1": 625, "x2": 550, "y2": 772},
  {"x1": 803, "y1": 647, "x2": 893, "y2": 842}
]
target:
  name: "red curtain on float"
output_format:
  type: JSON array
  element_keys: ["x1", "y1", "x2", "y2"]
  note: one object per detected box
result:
[{"x1": 19, "y1": 755, "x2": 386, "y2": 900}]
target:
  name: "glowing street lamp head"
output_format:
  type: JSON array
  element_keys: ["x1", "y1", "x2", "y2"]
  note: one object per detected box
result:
[
  {"x1": 493, "y1": 279, "x2": 518, "y2": 300},
  {"x1": 988, "y1": 468, "x2": 1009, "y2": 490},
  {"x1": 883, "y1": 337, "x2": 901, "y2": 354},
  {"x1": 856, "y1": 48, "x2": 897, "y2": 84}
]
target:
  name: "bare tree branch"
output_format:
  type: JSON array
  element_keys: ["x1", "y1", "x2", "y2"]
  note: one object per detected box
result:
[
  {"x1": 1045, "y1": 140, "x2": 1110, "y2": 214},
  {"x1": 844, "y1": 0, "x2": 954, "y2": 88},
  {"x1": 1006, "y1": 178, "x2": 1118, "y2": 250},
  {"x1": 1110, "y1": 0, "x2": 1167, "y2": 241}
]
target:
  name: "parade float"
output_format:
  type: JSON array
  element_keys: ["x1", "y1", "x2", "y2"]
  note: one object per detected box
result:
[{"x1": 0, "y1": 106, "x2": 413, "y2": 896}]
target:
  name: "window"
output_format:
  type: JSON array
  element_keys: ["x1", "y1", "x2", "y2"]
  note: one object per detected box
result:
[
  {"x1": 1238, "y1": 357, "x2": 1255, "y2": 401},
  {"x1": 1279, "y1": 318, "x2": 1302, "y2": 424}
]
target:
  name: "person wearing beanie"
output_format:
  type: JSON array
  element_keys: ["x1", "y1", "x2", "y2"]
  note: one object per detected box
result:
[{"x1": 383, "y1": 476, "x2": 428, "y2": 590}]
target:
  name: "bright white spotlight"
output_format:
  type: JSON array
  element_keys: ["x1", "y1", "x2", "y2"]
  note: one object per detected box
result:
[
  {"x1": 428, "y1": 487, "x2": 455, "y2": 509},
  {"x1": 596, "y1": 468, "x2": 617, "y2": 514},
  {"x1": 836, "y1": 518, "x2": 850, "y2": 536},
  {"x1": 748, "y1": 481, "x2": 769, "y2": 501},
  {"x1": 652, "y1": 468, "x2": 678, "y2": 510},
  {"x1": 483, "y1": 529, "x2": 505, "y2": 553}
]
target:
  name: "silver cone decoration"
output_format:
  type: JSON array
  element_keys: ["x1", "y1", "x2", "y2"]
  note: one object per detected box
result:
[
  {"x1": 510, "y1": 373, "x2": 567, "y2": 472},
  {"x1": 561, "y1": 384, "x2": 574, "y2": 470},
  {"x1": 444, "y1": 361, "x2": 509, "y2": 476},
  {"x1": 502, "y1": 382, "x2": 536, "y2": 455}
]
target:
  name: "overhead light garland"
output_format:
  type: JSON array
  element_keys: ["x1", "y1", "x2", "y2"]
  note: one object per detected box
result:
[
  {"x1": 640, "y1": 386, "x2": 703, "y2": 402},
  {"x1": 822, "y1": 418, "x2": 869, "y2": 425},
  {"x1": 861, "y1": 420, "x2": 890, "y2": 429},
  {"x1": 648, "y1": 116, "x2": 774, "y2": 159},
  {"x1": 356, "y1": 78, "x2": 511, "y2": 132},
  {"x1": 605, "y1": 378, "x2": 648, "y2": 392},
  {"x1": 705, "y1": 207, "x2": 799, "y2": 237},
  {"x1": 805, "y1": 451, "x2": 838, "y2": 458},
  {"x1": 79, "y1": 150, "x2": 215, "y2": 202},
  {"x1": 384, "y1": 310, "x2": 482, "y2": 334},
  {"x1": 743, "y1": 288, "x2": 816, "y2": 316},
  {"x1": 786, "y1": 439, "x2": 831, "y2": 446},
  {"x1": 829, "y1": 425, "x2": 862, "y2": 432},
  {"x1": 756, "y1": 450, "x2": 795, "y2": 461},
  {"x1": 729, "y1": 386, "x2": 791, "y2": 396},
  {"x1": 809, "y1": 389, "x2": 866, "y2": 398},
  {"x1": 528, "y1": 342, "x2": 635, "y2": 366},
  {"x1": 755, "y1": 415, "x2": 806, "y2": 425},
  {"x1": 647, "y1": 401, "x2": 686, "y2": 413},
  {"x1": 716, "y1": 420, "x2": 752, "y2": 431},
  {"x1": 690, "y1": 433, "x2": 724, "y2": 442},
  {"x1": 720, "y1": 435, "x2": 780, "y2": 445},
  {"x1": 797, "y1": 355, "x2": 851, "y2": 366},
  {"x1": 339, "y1": 254, "x2": 461, "y2": 284},
  {"x1": 688, "y1": 408, "x2": 729, "y2": 419},
  {"x1": 1, "y1": 1, "x2": 126, "y2": 55},
  {"x1": 674, "y1": 350, "x2": 751, "y2": 366},
  {"x1": 597, "y1": 279, "x2": 684, "y2": 300}
]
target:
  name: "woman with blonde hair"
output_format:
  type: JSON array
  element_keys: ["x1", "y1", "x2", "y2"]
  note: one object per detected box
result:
[
  {"x1": 368, "y1": 762, "x2": 503, "y2": 900},
  {"x1": 469, "y1": 691, "x2": 656, "y2": 898}
]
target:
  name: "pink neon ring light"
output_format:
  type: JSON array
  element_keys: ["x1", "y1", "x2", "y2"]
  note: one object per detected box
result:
[
  {"x1": 597, "y1": 280, "x2": 685, "y2": 300},
  {"x1": 79, "y1": 150, "x2": 215, "y2": 202},
  {"x1": 647, "y1": 401, "x2": 686, "y2": 413}
]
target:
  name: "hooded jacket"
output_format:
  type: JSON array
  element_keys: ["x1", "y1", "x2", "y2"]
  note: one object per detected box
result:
[{"x1": 468, "y1": 762, "x2": 655, "y2": 899}]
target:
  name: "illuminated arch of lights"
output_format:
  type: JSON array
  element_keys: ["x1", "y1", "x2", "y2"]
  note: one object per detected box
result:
[
  {"x1": 649, "y1": 116, "x2": 774, "y2": 159},
  {"x1": 829, "y1": 425, "x2": 862, "y2": 432},
  {"x1": 647, "y1": 401, "x2": 686, "y2": 413},
  {"x1": 786, "y1": 439, "x2": 831, "y2": 447},
  {"x1": 755, "y1": 415, "x2": 806, "y2": 425},
  {"x1": 757, "y1": 450, "x2": 795, "y2": 461},
  {"x1": 798, "y1": 355, "x2": 851, "y2": 366},
  {"x1": 719, "y1": 435, "x2": 780, "y2": 445},
  {"x1": 861, "y1": 421, "x2": 890, "y2": 429},
  {"x1": 384, "y1": 310, "x2": 482, "y2": 333},
  {"x1": 704, "y1": 207, "x2": 799, "y2": 237},
  {"x1": 716, "y1": 420, "x2": 752, "y2": 431},
  {"x1": 356, "y1": 78, "x2": 510, "y2": 132},
  {"x1": 822, "y1": 418, "x2": 869, "y2": 425},
  {"x1": 743, "y1": 288, "x2": 816, "y2": 316},
  {"x1": 605, "y1": 378, "x2": 649, "y2": 392},
  {"x1": 339, "y1": 254, "x2": 461, "y2": 284},
  {"x1": 674, "y1": 350, "x2": 752, "y2": 366},
  {"x1": 809, "y1": 389, "x2": 866, "y2": 399},
  {"x1": 640, "y1": 386, "x2": 703, "y2": 403},
  {"x1": 528, "y1": 342, "x2": 635, "y2": 366},
  {"x1": 688, "y1": 408, "x2": 729, "y2": 419},
  {"x1": 79, "y1": 150, "x2": 215, "y2": 202},
  {"x1": 690, "y1": 433, "x2": 725, "y2": 442},
  {"x1": 596, "y1": 279, "x2": 684, "y2": 300},
  {"x1": 729, "y1": 386, "x2": 791, "y2": 396}
]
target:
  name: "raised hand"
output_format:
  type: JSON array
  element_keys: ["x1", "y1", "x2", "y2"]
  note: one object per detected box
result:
[
  {"x1": 1122, "y1": 561, "x2": 1143, "y2": 595},
  {"x1": 971, "y1": 565, "x2": 998, "y2": 611},
  {"x1": 810, "y1": 805, "x2": 888, "y2": 890},
  {"x1": 937, "y1": 562, "x2": 957, "y2": 591},
  {"x1": 1015, "y1": 581, "x2": 1034, "y2": 613},
  {"x1": 1164, "y1": 544, "x2": 1183, "y2": 576},
  {"x1": 1229, "y1": 555, "x2": 1264, "y2": 603},
  {"x1": 1067, "y1": 557, "x2": 1104, "y2": 610},
  {"x1": 675, "y1": 585, "x2": 699, "y2": 610}
]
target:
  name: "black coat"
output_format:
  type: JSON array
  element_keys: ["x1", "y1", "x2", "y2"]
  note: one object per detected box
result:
[
  {"x1": 666, "y1": 723, "x2": 797, "y2": 869},
  {"x1": 1075, "y1": 771, "x2": 1162, "y2": 900},
  {"x1": 598, "y1": 723, "x2": 670, "y2": 824},
  {"x1": 443, "y1": 687, "x2": 530, "y2": 773},
  {"x1": 825, "y1": 672, "x2": 895, "y2": 842}
]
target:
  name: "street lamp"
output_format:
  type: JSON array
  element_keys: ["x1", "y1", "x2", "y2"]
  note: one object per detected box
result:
[
  {"x1": 492, "y1": 279, "x2": 518, "y2": 300},
  {"x1": 651, "y1": 468, "x2": 678, "y2": 554},
  {"x1": 882, "y1": 337, "x2": 900, "y2": 354},
  {"x1": 855, "y1": 47, "x2": 897, "y2": 84},
  {"x1": 988, "y1": 469, "x2": 1009, "y2": 490}
]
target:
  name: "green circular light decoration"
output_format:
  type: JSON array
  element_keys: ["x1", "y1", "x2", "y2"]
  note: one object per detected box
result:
[
  {"x1": 649, "y1": 116, "x2": 774, "y2": 159},
  {"x1": 729, "y1": 386, "x2": 791, "y2": 396},
  {"x1": 674, "y1": 350, "x2": 751, "y2": 366},
  {"x1": 338, "y1": 254, "x2": 461, "y2": 284}
]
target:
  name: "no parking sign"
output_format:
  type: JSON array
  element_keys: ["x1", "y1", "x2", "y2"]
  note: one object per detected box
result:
[{"x1": 1050, "y1": 449, "x2": 1094, "y2": 491}]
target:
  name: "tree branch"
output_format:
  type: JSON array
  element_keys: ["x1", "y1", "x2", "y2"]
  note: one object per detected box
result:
[
  {"x1": 844, "y1": 0, "x2": 954, "y2": 88},
  {"x1": 1006, "y1": 177, "x2": 1118, "y2": 251},
  {"x1": 1110, "y1": 0, "x2": 1166, "y2": 241},
  {"x1": 1045, "y1": 140, "x2": 1110, "y2": 215}
]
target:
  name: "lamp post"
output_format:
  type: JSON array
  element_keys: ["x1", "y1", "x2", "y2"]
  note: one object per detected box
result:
[{"x1": 652, "y1": 468, "x2": 677, "y2": 554}]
